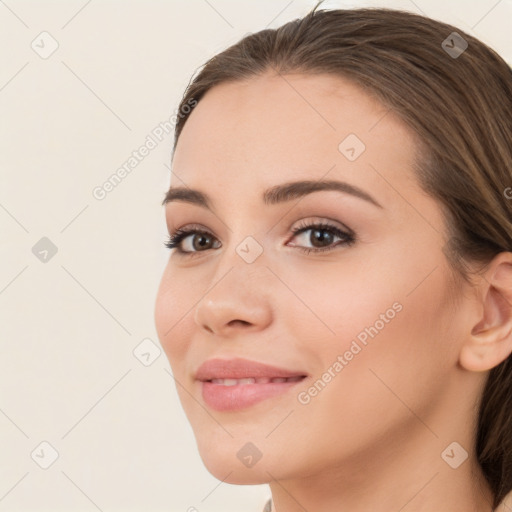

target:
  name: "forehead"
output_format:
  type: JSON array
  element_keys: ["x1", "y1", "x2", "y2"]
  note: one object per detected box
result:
[{"x1": 171, "y1": 72, "x2": 419, "y2": 202}]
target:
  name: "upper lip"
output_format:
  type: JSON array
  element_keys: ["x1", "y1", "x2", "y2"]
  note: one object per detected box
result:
[{"x1": 195, "y1": 357, "x2": 308, "y2": 381}]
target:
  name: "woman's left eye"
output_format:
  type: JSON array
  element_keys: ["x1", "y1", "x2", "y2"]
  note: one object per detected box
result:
[
  {"x1": 163, "y1": 221, "x2": 356, "y2": 256},
  {"x1": 288, "y1": 221, "x2": 355, "y2": 254}
]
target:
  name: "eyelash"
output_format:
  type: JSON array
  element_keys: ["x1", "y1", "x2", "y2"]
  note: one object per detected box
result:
[{"x1": 163, "y1": 220, "x2": 355, "y2": 256}]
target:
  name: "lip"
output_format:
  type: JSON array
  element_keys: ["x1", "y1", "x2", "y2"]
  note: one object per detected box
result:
[
  {"x1": 195, "y1": 357, "x2": 308, "y2": 412},
  {"x1": 195, "y1": 357, "x2": 307, "y2": 381}
]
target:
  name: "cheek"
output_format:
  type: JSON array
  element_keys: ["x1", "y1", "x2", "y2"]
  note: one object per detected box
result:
[
  {"x1": 275, "y1": 269, "x2": 457, "y2": 466},
  {"x1": 277, "y1": 256, "x2": 402, "y2": 357},
  {"x1": 154, "y1": 265, "x2": 197, "y2": 365},
  {"x1": 285, "y1": 247, "x2": 458, "y2": 415}
]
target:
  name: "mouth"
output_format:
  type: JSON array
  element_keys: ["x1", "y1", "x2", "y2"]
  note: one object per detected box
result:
[
  {"x1": 195, "y1": 358, "x2": 308, "y2": 411},
  {"x1": 208, "y1": 376, "x2": 305, "y2": 385}
]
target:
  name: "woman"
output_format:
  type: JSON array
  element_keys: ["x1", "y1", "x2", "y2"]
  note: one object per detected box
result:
[{"x1": 154, "y1": 3, "x2": 512, "y2": 511}]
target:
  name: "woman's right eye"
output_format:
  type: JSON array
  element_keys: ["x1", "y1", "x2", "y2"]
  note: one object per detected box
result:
[{"x1": 164, "y1": 228, "x2": 220, "y2": 254}]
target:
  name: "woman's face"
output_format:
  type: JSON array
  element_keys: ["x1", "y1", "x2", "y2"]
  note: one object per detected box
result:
[{"x1": 154, "y1": 72, "x2": 472, "y2": 483}]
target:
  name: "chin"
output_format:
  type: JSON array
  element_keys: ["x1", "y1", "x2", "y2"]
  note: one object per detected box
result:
[
  {"x1": 195, "y1": 439, "x2": 277, "y2": 485},
  {"x1": 200, "y1": 453, "x2": 273, "y2": 484}
]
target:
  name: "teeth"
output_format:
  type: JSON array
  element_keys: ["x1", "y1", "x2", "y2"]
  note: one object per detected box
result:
[
  {"x1": 211, "y1": 378, "x2": 241, "y2": 386},
  {"x1": 209, "y1": 376, "x2": 304, "y2": 386},
  {"x1": 238, "y1": 378, "x2": 256, "y2": 385}
]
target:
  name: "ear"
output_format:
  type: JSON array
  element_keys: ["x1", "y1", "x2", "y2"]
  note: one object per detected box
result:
[{"x1": 459, "y1": 252, "x2": 512, "y2": 372}]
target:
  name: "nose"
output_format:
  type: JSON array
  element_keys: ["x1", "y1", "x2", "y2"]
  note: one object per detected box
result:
[{"x1": 194, "y1": 265, "x2": 273, "y2": 337}]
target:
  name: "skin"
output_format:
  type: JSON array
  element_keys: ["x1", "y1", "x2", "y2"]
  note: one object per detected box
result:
[{"x1": 154, "y1": 71, "x2": 512, "y2": 512}]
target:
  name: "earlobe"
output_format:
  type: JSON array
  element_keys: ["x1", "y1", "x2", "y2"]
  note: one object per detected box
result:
[{"x1": 459, "y1": 254, "x2": 512, "y2": 372}]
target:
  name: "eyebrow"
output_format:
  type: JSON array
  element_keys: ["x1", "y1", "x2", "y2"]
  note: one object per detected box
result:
[{"x1": 161, "y1": 179, "x2": 383, "y2": 210}]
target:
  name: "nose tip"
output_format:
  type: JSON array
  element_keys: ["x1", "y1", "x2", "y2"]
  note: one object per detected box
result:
[{"x1": 195, "y1": 285, "x2": 272, "y2": 337}]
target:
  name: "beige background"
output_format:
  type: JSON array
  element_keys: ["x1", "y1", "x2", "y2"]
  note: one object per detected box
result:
[{"x1": 0, "y1": 0, "x2": 510, "y2": 511}]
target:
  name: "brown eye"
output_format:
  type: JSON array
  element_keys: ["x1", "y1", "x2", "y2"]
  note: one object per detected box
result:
[
  {"x1": 288, "y1": 222, "x2": 355, "y2": 254},
  {"x1": 164, "y1": 228, "x2": 221, "y2": 254},
  {"x1": 190, "y1": 233, "x2": 215, "y2": 251}
]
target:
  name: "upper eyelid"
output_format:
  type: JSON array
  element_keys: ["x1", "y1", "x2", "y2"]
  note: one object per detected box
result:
[
  {"x1": 292, "y1": 217, "x2": 354, "y2": 236},
  {"x1": 170, "y1": 215, "x2": 353, "y2": 234}
]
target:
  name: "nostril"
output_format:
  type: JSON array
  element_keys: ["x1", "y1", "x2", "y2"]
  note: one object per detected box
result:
[{"x1": 228, "y1": 319, "x2": 251, "y2": 327}]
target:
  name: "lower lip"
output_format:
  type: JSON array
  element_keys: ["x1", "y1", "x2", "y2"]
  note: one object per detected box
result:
[{"x1": 200, "y1": 378, "x2": 305, "y2": 411}]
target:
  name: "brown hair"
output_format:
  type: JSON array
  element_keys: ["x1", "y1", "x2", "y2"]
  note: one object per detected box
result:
[{"x1": 170, "y1": 3, "x2": 512, "y2": 508}]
